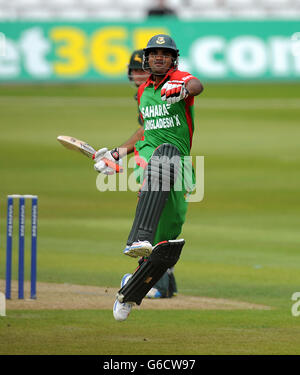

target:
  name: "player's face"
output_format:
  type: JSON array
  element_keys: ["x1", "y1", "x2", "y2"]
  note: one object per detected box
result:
[
  {"x1": 131, "y1": 69, "x2": 150, "y2": 87},
  {"x1": 148, "y1": 49, "x2": 173, "y2": 75}
]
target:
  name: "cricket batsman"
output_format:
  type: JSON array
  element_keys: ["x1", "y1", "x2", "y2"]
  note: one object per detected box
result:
[
  {"x1": 127, "y1": 49, "x2": 180, "y2": 300},
  {"x1": 94, "y1": 34, "x2": 204, "y2": 321}
]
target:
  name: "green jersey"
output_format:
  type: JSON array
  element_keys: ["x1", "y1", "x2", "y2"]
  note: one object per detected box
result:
[{"x1": 134, "y1": 69, "x2": 196, "y2": 168}]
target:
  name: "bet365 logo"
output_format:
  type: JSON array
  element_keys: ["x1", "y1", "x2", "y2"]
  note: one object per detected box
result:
[{"x1": 291, "y1": 292, "x2": 300, "y2": 317}]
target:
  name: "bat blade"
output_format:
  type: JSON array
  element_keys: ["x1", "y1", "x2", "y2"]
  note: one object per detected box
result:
[
  {"x1": 57, "y1": 135, "x2": 96, "y2": 158},
  {"x1": 57, "y1": 135, "x2": 123, "y2": 173}
]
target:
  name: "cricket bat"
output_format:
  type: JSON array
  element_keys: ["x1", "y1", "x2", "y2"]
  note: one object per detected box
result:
[{"x1": 57, "y1": 135, "x2": 122, "y2": 173}]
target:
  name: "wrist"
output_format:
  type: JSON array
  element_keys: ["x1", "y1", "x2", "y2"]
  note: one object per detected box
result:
[
  {"x1": 184, "y1": 85, "x2": 190, "y2": 97},
  {"x1": 117, "y1": 147, "x2": 130, "y2": 158},
  {"x1": 110, "y1": 148, "x2": 120, "y2": 161}
]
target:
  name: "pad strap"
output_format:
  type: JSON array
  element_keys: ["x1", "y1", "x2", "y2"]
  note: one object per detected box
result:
[{"x1": 117, "y1": 239, "x2": 185, "y2": 305}]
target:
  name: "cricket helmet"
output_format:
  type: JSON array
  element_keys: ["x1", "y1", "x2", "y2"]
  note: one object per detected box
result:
[
  {"x1": 128, "y1": 49, "x2": 144, "y2": 81},
  {"x1": 143, "y1": 34, "x2": 179, "y2": 73}
]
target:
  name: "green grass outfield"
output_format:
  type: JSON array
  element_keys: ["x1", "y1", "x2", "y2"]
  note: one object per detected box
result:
[{"x1": 0, "y1": 82, "x2": 300, "y2": 355}]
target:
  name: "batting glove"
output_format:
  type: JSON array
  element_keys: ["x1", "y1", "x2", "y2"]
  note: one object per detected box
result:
[
  {"x1": 93, "y1": 147, "x2": 123, "y2": 174},
  {"x1": 161, "y1": 80, "x2": 189, "y2": 104}
]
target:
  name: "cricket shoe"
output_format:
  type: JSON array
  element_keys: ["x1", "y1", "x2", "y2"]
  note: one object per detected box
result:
[
  {"x1": 123, "y1": 245, "x2": 131, "y2": 256},
  {"x1": 123, "y1": 240, "x2": 153, "y2": 258},
  {"x1": 113, "y1": 273, "x2": 133, "y2": 322},
  {"x1": 146, "y1": 287, "x2": 162, "y2": 299}
]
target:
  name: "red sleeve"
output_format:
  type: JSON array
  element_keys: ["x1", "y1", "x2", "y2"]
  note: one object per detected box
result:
[
  {"x1": 171, "y1": 70, "x2": 196, "y2": 106},
  {"x1": 171, "y1": 70, "x2": 197, "y2": 84},
  {"x1": 137, "y1": 82, "x2": 147, "y2": 105},
  {"x1": 137, "y1": 83, "x2": 147, "y2": 123}
]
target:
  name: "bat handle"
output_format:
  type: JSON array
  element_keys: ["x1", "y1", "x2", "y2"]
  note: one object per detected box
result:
[
  {"x1": 101, "y1": 157, "x2": 123, "y2": 173},
  {"x1": 92, "y1": 153, "x2": 123, "y2": 173}
]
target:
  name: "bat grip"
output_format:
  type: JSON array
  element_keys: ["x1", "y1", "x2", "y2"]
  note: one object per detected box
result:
[{"x1": 102, "y1": 157, "x2": 123, "y2": 173}]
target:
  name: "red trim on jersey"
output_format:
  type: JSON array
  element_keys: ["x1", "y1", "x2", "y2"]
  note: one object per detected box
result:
[
  {"x1": 185, "y1": 96, "x2": 194, "y2": 149},
  {"x1": 168, "y1": 70, "x2": 196, "y2": 85},
  {"x1": 134, "y1": 146, "x2": 148, "y2": 169},
  {"x1": 137, "y1": 79, "x2": 152, "y2": 103},
  {"x1": 142, "y1": 68, "x2": 196, "y2": 92}
]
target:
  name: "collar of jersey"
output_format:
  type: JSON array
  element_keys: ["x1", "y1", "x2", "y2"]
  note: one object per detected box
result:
[{"x1": 145, "y1": 68, "x2": 176, "y2": 90}]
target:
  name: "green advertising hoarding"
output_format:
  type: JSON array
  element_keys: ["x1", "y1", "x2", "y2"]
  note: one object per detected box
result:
[{"x1": 0, "y1": 19, "x2": 299, "y2": 82}]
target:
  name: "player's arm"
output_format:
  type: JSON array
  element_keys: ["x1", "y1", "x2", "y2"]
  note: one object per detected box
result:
[
  {"x1": 94, "y1": 84, "x2": 145, "y2": 174},
  {"x1": 185, "y1": 78, "x2": 204, "y2": 97},
  {"x1": 118, "y1": 126, "x2": 144, "y2": 157},
  {"x1": 94, "y1": 127, "x2": 144, "y2": 174},
  {"x1": 161, "y1": 77, "x2": 204, "y2": 104}
]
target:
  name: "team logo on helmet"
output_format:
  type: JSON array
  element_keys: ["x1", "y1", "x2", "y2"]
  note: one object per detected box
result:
[
  {"x1": 156, "y1": 36, "x2": 166, "y2": 45},
  {"x1": 134, "y1": 54, "x2": 142, "y2": 63}
]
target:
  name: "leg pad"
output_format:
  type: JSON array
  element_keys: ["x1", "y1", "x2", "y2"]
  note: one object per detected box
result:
[
  {"x1": 116, "y1": 239, "x2": 185, "y2": 305},
  {"x1": 127, "y1": 143, "x2": 181, "y2": 245}
]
